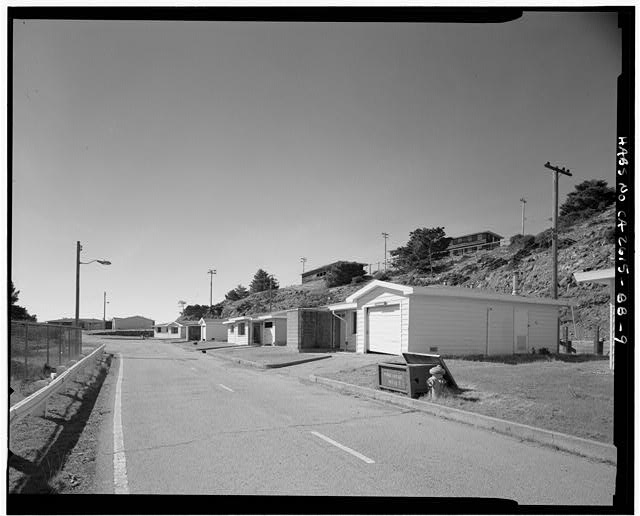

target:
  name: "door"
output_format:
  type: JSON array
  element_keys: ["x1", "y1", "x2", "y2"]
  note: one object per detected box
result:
[
  {"x1": 514, "y1": 308, "x2": 529, "y2": 353},
  {"x1": 367, "y1": 305, "x2": 401, "y2": 354},
  {"x1": 252, "y1": 323, "x2": 262, "y2": 344},
  {"x1": 263, "y1": 322, "x2": 274, "y2": 345}
]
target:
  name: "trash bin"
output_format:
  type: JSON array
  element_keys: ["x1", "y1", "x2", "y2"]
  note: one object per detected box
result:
[{"x1": 596, "y1": 339, "x2": 604, "y2": 355}]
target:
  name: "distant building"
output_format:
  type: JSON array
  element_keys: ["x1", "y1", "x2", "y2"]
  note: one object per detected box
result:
[
  {"x1": 448, "y1": 231, "x2": 503, "y2": 256},
  {"x1": 112, "y1": 316, "x2": 155, "y2": 330},
  {"x1": 45, "y1": 318, "x2": 104, "y2": 330},
  {"x1": 301, "y1": 261, "x2": 367, "y2": 284}
]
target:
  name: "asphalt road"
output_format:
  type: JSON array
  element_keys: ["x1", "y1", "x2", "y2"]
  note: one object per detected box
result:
[{"x1": 92, "y1": 338, "x2": 615, "y2": 504}]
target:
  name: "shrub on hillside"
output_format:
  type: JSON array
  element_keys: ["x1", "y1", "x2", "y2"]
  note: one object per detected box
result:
[
  {"x1": 509, "y1": 234, "x2": 536, "y2": 249},
  {"x1": 534, "y1": 229, "x2": 553, "y2": 249},
  {"x1": 559, "y1": 179, "x2": 615, "y2": 228},
  {"x1": 603, "y1": 227, "x2": 616, "y2": 244},
  {"x1": 373, "y1": 270, "x2": 391, "y2": 281},
  {"x1": 325, "y1": 261, "x2": 367, "y2": 287}
]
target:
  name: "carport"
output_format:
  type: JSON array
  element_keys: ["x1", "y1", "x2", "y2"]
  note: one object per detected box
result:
[{"x1": 573, "y1": 267, "x2": 615, "y2": 370}]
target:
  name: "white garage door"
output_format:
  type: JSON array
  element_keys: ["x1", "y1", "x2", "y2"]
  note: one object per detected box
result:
[{"x1": 367, "y1": 305, "x2": 401, "y2": 354}]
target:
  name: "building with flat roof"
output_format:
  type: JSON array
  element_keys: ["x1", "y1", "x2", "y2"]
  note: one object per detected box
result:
[
  {"x1": 448, "y1": 231, "x2": 503, "y2": 256},
  {"x1": 301, "y1": 261, "x2": 367, "y2": 284}
]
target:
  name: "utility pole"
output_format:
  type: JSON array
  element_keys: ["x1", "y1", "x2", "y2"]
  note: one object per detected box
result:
[
  {"x1": 544, "y1": 161, "x2": 572, "y2": 353},
  {"x1": 103, "y1": 291, "x2": 107, "y2": 329},
  {"x1": 75, "y1": 241, "x2": 82, "y2": 328},
  {"x1": 208, "y1": 269, "x2": 216, "y2": 308},
  {"x1": 381, "y1": 232, "x2": 389, "y2": 270},
  {"x1": 519, "y1": 198, "x2": 527, "y2": 235}
]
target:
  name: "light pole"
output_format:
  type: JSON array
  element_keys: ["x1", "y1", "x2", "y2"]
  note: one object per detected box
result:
[
  {"x1": 519, "y1": 197, "x2": 527, "y2": 235},
  {"x1": 381, "y1": 232, "x2": 389, "y2": 270},
  {"x1": 103, "y1": 291, "x2": 110, "y2": 329},
  {"x1": 75, "y1": 241, "x2": 111, "y2": 329},
  {"x1": 208, "y1": 269, "x2": 217, "y2": 308}
]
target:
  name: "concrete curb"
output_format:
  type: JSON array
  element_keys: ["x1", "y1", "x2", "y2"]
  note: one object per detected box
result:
[
  {"x1": 309, "y1": 374, "x2": 617, "y2": 465},
  {"x1": 206, "y1": 351, "x2": 331, "y2": 370}
]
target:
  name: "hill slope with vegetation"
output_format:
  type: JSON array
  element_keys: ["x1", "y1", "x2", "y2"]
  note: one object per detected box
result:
[{"x1": 183, "y1": 180, "x2": 615, "y2": 342}]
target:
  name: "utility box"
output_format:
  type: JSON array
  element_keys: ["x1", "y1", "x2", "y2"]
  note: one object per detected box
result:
[{"x1": 377, "y1": 362, "x2": 432, "y2": 398}]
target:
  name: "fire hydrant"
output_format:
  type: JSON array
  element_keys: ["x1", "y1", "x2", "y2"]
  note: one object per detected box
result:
[{"x1": 427, "y1": 365, "x2": 447, "y2": 399}]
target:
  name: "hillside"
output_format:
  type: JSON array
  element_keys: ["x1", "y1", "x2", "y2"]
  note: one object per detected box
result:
[{"x1": 196, "y1": 207, "x2": 614, "y2": 342}]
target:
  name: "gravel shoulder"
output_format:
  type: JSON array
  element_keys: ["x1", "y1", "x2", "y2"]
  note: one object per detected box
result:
[{"x1": 8, "y1": 353, "x2": 113, "y2": 494}]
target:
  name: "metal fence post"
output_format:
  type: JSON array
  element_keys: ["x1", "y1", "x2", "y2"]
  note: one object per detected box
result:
[
  {"x1": 46, "y1": 325, "x2": 50, "y2": 365},
  {"x1": 24, "y1": 322, "x2": 29, "y2": 380}
]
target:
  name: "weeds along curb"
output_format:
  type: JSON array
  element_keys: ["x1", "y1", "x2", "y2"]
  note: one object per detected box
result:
[
  {"x1": 309, "y1": 374, "x2": 617, "y2": 466},
  {"x1": 205, "y1": 351, "x2": 332, "y2": 369}
]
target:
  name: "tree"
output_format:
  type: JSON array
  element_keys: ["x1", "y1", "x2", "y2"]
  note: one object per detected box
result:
[
  {"x1": 560, "y1": 180, "x2": 615, "y2": 218},
  {"x1": 249, "y1": 269, "x2": 279, "y2": 293},
  {"x1": 225, "y1": 284, "x2": 249, "y2": 301},
  {"x1": 325, "y1": 262, "x2": 367, "y2": 287},
  {"x1": 390, "y1": 227, "x2": 450, "y2": 274},
  {"x1": 10, "y1": 281, "x2": 36, "y2": 321}
]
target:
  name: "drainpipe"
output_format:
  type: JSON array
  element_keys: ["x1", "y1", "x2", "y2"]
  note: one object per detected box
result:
[
  {"x1": 485, "y1": 307, "x2": 493, "y2": 355},
  {"x1": 330, "y1": 311, "x2": 348, "y2": 350}
]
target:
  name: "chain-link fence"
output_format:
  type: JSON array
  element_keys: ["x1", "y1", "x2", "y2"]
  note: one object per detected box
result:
[{"x1": 10, "y1": 321, "x2": 82, "y2": 381}]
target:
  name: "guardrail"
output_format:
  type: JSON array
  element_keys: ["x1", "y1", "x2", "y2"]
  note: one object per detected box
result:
[{"x1": 10, "y1": 344, "x2": 106, "y2": 425}]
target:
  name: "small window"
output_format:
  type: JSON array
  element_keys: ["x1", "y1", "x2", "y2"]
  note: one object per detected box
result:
[
  {"x1": 265, "y1": 321, "x2": 273, "y2": 328},
  {"x1": 352, "y1": 312, "x2": 357, "y2": 334},
  {"x1": 171, "y1": 327, "x2": 178, "y2": 334},
  {"x1": 238, "y1": 323, "x2": 245, "y2": 336},
  {"x1": 229, "y1": 325, "x2": 235, "y2": 333}
]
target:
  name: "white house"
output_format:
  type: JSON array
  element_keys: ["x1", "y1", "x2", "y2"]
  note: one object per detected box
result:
[
  {"x1": 253, "y1": 311, "x2": 288, "y2": 346},
  {"x1": 573, "y1": 267, "x2": 615, "y2": 370},
  {"x1": 327, "y1": 280, "x2": 569, "y2": 356},
  {"x1": 154, "y1": 321, "x2": 184, "y2": 339},
  {"x1": 198, "y1": 318, "x2": 228, "y2": 342},
  {"x1": 112, "y1": 316, "x2": 155, "y2": 330},
  {"x1": 223, "y1": 316, "x2": 253, "y2": 345}
]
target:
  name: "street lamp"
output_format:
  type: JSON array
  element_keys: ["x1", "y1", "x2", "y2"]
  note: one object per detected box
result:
[{"x1": 75, "y1": 241, "x2": 111, "y2": 329}]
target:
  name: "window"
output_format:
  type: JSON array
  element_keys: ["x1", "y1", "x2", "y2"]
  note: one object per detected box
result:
[
  {"x1": 265, "y1": 321, "x2": 273, "y2": 328},
  {"x1": 171, "y1": 327, "x2": 178, "y2": 334},
  {"x1": 229, "y1": 325, "x2": 235, "y2": 333},
  {"x1": 238, "y1": 323, "x2": 245, "y2": 336},
  {"x1": 352, "y1": 312, "x2": 357, "y2": 334}
]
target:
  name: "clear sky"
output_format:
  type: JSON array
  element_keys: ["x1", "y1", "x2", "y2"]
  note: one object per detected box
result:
[{"x1": 11, "y1": 11, "x2": 621, "y2": 324}]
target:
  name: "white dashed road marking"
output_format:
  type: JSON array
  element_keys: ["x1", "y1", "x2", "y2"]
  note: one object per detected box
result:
[
  {"x1": 113, "y1": 353, "x2": 130, "y2": 494},
  {"x1": 218, "y1": 384, "x2": 234, "y2": 392},
  {"x1": 310, "y1": 431, "x2": 375, "y2": 464}
]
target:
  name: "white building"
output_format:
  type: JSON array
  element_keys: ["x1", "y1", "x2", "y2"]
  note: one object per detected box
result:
[
  {"x1": 223, "y1": 311, "x2": 288, "y2": 346},
  {"x1": 198, "y1": 318, "x2": 228, "y2": 342},
  {"x1": 253, "y1": 311, "x2": 287, "y2": 346},
  {"x1": 154, "y1": 321, "x2": 184, "y2": 339},
  {"x1": 327, "y1": 280, "x2": 569, "y2": 356},
  {"x1": 223, "y1": 316, "x2": 252, "y2": 345}
]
